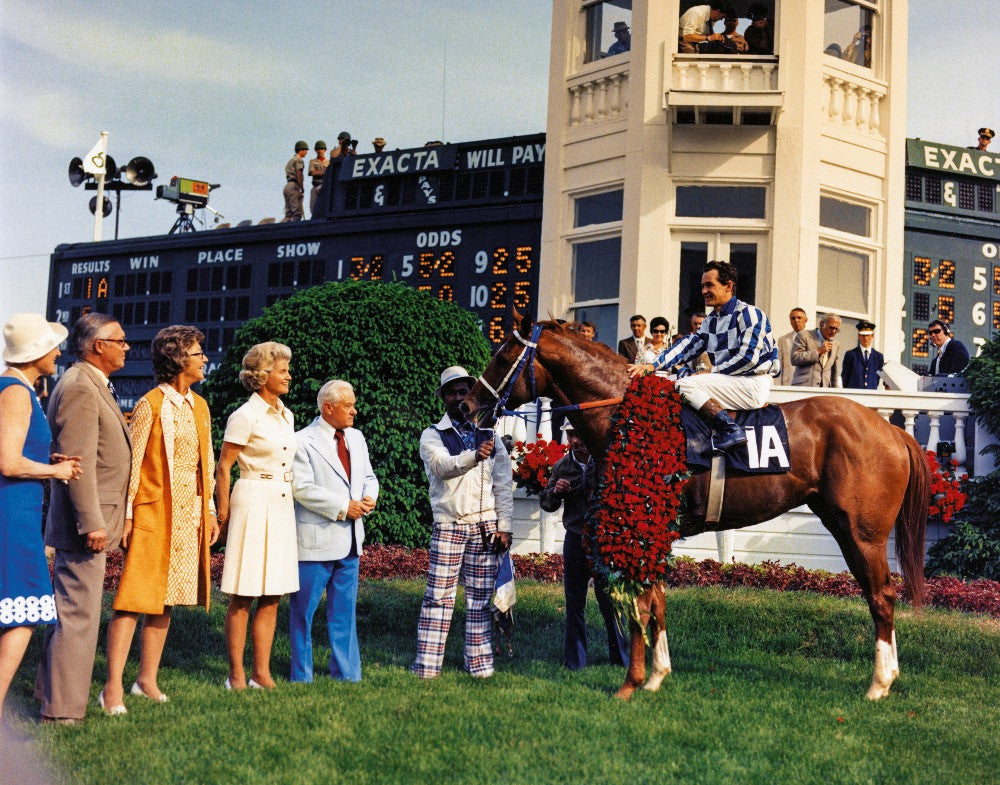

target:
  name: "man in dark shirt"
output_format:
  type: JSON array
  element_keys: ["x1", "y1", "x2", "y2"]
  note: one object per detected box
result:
[
  {"x1": 928, "y1": 320, "x2": 970, "y2": 376},
  {"x1": 540, "y1": 423, "x2": 627, "y2": 670}
]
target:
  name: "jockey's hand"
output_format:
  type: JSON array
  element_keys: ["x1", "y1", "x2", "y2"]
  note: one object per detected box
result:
[
  {"x1": 496, "y1": 531, "x2": 512, "y2": 551},
  {"x1": 628, "y1": 363, "x2": 654, "y2": 379}
]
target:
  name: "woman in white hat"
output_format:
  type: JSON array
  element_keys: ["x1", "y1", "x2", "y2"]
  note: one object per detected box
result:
[{"x1": 0, "y1": 314, "x2": 81, "y2": 726}]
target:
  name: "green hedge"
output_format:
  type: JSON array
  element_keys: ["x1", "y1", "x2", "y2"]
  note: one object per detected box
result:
[
  {"x1": 202, "y1": 280, "x2": 491, "y2": 547},
  {"x1": 926, "y1": 334, "x2": 1000, "y2": 580}
]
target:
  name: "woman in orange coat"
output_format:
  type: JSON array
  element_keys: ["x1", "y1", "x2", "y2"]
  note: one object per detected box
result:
[{"x1": 98, "y1": 325, "x2": 219, "y2": 714}]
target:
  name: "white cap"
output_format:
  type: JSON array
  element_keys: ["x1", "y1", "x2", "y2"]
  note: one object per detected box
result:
[
  {"x1": 2, "y1": 313, "x2": 67, "y2": 364},
  {"x1": 437, "y1": 365, "x2": 476, "y2": 397}
]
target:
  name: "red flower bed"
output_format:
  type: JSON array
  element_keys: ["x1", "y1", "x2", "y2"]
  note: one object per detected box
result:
[{"x1": 98, "y1": 546, "x2": 1000, "y2": 618}]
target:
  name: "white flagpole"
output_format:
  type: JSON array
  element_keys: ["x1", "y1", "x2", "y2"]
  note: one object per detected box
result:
[{"x1": 92, "y1": 130, "x2": 108, "y2": 242}]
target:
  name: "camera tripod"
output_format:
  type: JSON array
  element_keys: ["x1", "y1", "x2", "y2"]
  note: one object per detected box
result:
[{"x1": 168, "y1": 202, "x2": 225, "y2": 234}]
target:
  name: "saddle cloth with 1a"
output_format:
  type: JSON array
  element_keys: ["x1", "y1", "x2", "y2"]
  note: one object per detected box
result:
[{"x1": 680, "y1": 406, "x2": 790, "y2": 474}]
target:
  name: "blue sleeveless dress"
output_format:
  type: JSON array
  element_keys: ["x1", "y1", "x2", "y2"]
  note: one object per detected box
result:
[{"x1": 0, "y1": 376, "x2": 57, "y2": 627}]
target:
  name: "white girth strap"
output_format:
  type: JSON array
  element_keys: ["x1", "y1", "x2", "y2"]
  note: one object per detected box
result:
[{"x1": 706, "y1": 453, "x2": 726, "y2": 523}]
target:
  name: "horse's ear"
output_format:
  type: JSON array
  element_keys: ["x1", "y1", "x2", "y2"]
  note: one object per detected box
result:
[{"x1": 512, "y1": 309, "x2": 529, "y2": 334}]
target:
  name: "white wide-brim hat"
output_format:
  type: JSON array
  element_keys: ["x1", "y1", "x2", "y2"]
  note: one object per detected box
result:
[
  {"x1": 2, "y1": 313, "x2": 68, "y2": 364},
  {"x1": 437, "y1": 365, "x2": 477, "y2": 397}
]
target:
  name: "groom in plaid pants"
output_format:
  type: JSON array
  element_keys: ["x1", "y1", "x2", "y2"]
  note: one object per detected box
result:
[{"x1": 412, "y1": 366, "x2": 513, "y2": 679}]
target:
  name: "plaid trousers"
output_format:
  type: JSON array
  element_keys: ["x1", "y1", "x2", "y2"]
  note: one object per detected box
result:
[{"x1": 412, "y1": 519, "x2": 498, "y2": 678}]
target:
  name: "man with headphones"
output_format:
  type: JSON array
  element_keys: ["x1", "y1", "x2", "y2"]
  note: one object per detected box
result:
[{"x1": 927, "y1": 320, "x2": 970, "y2": 376}]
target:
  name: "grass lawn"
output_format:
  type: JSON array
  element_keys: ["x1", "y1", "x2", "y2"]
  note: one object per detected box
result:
[{"x1": 8, "y1": 580, "x2": 1000, "y2": 785}]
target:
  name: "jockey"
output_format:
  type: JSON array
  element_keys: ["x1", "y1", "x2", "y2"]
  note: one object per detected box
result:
[{"x1": 629, "y1": 260, "x2": 779, "y2": 452}]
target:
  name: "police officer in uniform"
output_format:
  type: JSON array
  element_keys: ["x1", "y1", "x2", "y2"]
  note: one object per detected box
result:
[
  {"x1": 308, "y1": 140, "x2": 329, "y2": 218},
  {"x1": 841, "y1": 320, "x2": 883, "y2": 389},
  {"x1": 971, "y1": 127, "x2": 994, "y2": 152},
  {"x1": 283, "y1": 141, "x2": 308, "y2": 222}
]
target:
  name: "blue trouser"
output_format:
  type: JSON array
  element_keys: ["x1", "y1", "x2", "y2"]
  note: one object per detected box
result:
[
  {"x1": 563, "y1": 531, "x2": 629, "y2": 670},
  {"x1": 289, "y1": 557, "x2": 361, "y2": 682}
]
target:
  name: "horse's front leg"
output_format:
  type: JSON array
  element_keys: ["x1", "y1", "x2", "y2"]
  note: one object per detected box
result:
[
  {"x1": 643, "y1": 583, "x2": 671, "y2": 691},
  {"x1": 614, "y1": 590, "x2": 653, "y2": 701}
]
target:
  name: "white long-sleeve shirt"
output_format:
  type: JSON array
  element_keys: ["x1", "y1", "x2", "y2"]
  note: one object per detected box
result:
[{"x1": 419, "y1": 415, "x2": 513, "y2": 532}]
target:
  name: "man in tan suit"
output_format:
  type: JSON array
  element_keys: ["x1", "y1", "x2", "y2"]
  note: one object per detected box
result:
[
  {"x1": 36, "y1": 313, "x2": 131, "y2": 724},
  {"x1": 790, "y1": 312, "x2": 843, "y2": 388},
  {"x1": 777, "y1": 307, "x2": 807, "y2": 385}
]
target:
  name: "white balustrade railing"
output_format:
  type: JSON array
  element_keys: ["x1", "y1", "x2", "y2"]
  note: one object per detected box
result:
[
  {"x1": 820, "y1": 66, "x2": 886, "y2": 137},
  {"x1": 768, "y1": 385, "x2": 988, "y2": 476},
  {"x1": 671, "y1": 54, "x2": 779, "y2": 93},
  {"x1": 567, "y1": 61, "x2": 629, "y2": 128}
]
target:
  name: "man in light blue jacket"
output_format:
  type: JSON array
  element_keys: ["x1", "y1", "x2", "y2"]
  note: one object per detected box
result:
[{"x1": 290, "y1": 379, "x2": 379, "y2": 682}]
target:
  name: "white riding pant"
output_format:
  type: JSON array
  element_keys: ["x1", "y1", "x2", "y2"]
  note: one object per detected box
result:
[{"x1": 676, "y1": 373, "x2": 772, "y2": 411}]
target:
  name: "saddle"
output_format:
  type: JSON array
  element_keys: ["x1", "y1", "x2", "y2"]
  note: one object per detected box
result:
[{"x1": 681, "y1": 406, "x2": 791, "y2": 475}]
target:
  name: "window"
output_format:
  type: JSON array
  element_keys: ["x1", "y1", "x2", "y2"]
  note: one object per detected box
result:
[
  {"x1": 571, "y1": 237, "x2": 621, "y2": 344},
  {"x1": 823, "y1": 0, "x2": 876, "y2": 69},
  {"x1": 676, "y1": 186, "x2": 766, "y2": 219},
  {"x1": 819, "y1": 196, "x2": 871, "y2": 237},
  {"x1": 575, "y1": 189, "x2": 623, "y2": 227},
  {"x1": 817, "y1": 244, "x2": 869, "y2": 314},
  {"x1": 584, "y1": 1, "x2": 632, "y2": 63}
]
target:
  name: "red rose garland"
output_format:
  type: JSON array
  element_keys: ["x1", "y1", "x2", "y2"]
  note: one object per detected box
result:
[
  {"x1": 925, "y1": 450, "x2": 967, "y2": 523},
  {"x1": 586, "y1": 375, "x2": 689, "y2": 636}
]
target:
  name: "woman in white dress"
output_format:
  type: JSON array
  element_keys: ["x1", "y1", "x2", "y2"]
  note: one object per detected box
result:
[
  {"x1": 638, "y1": 316, "x2": 671, "y2": 368},
  {"x1": 216, "y1": 342, "x2": 299, "y2": 690}
]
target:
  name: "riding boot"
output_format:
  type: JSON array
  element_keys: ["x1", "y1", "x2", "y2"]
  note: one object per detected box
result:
[{"x1": 698, "y1": 398, "x2": 747, "y2": 453}]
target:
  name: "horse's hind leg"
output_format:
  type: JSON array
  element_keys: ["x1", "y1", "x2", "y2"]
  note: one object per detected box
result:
[
  {"x1": 614, "y1": 588, "x2": 653, "y2": 701},
  {"x1": 828, "y1": 522, "x2": 899, "y2": 700},
  {"x1": 643, "y1": 583, "x2": 671, "y2": 692}
]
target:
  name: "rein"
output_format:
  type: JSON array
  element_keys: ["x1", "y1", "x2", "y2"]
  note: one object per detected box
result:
[{"x1": 477, "y1": 323, "x2": 623, "y2": 422}]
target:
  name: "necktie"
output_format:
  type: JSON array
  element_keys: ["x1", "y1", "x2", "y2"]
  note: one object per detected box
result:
[
  {"x1": 335, "y1": 429, "x2": 351, "y2": 481},
  {"x1": 107, "y1": 379, "x2": 120, "y2": 404},
  {"x1": 863, "y1": 350, "x2": 869, "y2": 362}
]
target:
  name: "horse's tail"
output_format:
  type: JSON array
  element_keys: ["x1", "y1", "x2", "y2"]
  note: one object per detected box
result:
[{"x1": 895, "y1": 433, "x2": 929, "y2": 609}]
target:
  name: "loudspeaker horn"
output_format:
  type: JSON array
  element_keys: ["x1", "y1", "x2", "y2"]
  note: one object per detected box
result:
[
  {"x1": 125, "y1": 156, "x2": 156, "y2": 186},
  {"x1": 103, "y1": 155, "x2": 118, "y2": 179},
  {"x1": 68, "y1": 156, "x2": 87, "y2": 187},
  {"x1": 89, "y1": 195, "x2": 113, "y2": 217}
]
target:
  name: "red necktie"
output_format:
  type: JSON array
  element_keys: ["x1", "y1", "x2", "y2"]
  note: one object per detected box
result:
[{"x1": 335, "y1": 429, "x2": 351, "y2": 481}]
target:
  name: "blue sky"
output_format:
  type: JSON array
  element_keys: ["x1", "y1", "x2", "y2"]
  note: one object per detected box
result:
[{"x1": 0, "y1": 0, "x2": 997, "y2": 319}]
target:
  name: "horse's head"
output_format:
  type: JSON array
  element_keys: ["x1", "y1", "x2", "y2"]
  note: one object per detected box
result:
[{"x1": 463, "y1": 311, "x2": 560, "y2": 426}]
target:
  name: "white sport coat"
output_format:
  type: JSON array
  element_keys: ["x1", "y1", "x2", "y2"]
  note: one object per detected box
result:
[{"x1": 292, "y1": 417, "x2": 379, "y2": 561}]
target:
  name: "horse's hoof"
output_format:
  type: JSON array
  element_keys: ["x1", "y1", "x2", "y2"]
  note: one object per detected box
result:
[
  {"x1": 614, "y1": 686, "x2": 635, "y2": 701},
  {"x1": 865, "y1": 683, "x2": 891, "y2": 700},
  {"x1": 642, "y1": 673, "x2": 669, "y2": 691}
]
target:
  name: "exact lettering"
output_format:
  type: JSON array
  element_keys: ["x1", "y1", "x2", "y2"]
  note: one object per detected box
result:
[
  {"x1": 351, "y1": 150, "x2": 440, "y2": 178},
  {"x1": 197, "y1": 248, "x2": 244, "y2": 264}
]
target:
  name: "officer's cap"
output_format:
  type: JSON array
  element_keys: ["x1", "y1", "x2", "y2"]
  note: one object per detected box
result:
[
  {"x1": 856, "y1": 320, "x2": 876, "y2": 336},
  {"x1": 979, "y1": 127, "x2": 995, "y2": 140}
]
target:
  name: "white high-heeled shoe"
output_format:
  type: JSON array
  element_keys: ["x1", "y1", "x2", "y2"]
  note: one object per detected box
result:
[
  {"x1": 130, "y1": 682, "x2": 168, "y2": 703},
  {"x1": 97, "y1": 690, "x2": 127, "y2": 716}
]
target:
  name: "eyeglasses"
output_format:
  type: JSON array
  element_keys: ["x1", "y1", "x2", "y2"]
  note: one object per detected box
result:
[
  {"x1": 651, "y1": 329, "x2": 667, "y2": 334},
  {"x1": 98, "y1": 337, "x2": 128, "y2": 346},
  {"x1": 928, "y1": 328, "x2": 943, "y2": 335},
  {"x1": 980, "y1": 135, "x2": 991, "y2": 140},
  {"x1": 187, "y1": 351, "x2": 206, "y2": 358}
]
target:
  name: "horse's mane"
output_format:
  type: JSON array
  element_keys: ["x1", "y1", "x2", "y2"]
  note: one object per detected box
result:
[{"x1": 534, "y1": 319, "x2": 626, "y2": 362}]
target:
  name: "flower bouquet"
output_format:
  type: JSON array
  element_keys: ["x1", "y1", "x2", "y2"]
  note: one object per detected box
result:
[
  {"x1": 510, "y1": 437, "x2": 568, "y2": 496},
  {"x1": 586, "y1": 375, "x2": 690, "y2": 640},
  {"x1": 925, "y1": 451, "x2": 967, "y2": 523}
]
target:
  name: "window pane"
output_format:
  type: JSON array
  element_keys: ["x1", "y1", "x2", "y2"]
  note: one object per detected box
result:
[
  {"x1": 823, "y1": 0, "x2": 874, "y2": 68},
  {"x1": 572, "y1": 237, "x2": 621, "y2": 302},
  {"x1": 820, "y1": 196, "x2": 871, "y2": 236},
  {"x1": 818, "y1": 244, "x2": 869, "y2": 313},
  {"x1": 574, "y1": 190, "x2": 624, "y2": 227},
  {"x1": 584, "y1": 1, "x2": 632, "y2": 63},
  {"x1": 573, "y1": 303, "x2": 619, "y2": 347},
  {"x1": 676, "y1": 186, "x2": 766, "y2": 218}
]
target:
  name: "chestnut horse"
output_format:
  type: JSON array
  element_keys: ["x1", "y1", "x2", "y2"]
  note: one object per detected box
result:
[{"x1": 465, "y1": 318, "x2": 929, "y2": 701}]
